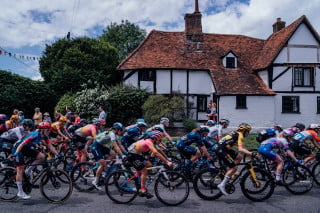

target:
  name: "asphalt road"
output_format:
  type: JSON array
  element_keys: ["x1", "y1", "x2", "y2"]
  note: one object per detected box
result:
[{"x1": 1, "y1": 182, "x2": 320, "y2": 213}]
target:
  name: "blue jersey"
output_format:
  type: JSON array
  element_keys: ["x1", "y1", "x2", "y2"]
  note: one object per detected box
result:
[
  {"x1": 178, "y1": 132, "x2": 205, "y2": 147},
  {"x1": 16, "y1": 131, "x2": 51, "y2": 148}
]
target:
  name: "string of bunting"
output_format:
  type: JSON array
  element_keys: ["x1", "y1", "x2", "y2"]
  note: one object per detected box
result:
[{"x1": 0, "y1": 49, "x2": 41, "y2": 61}]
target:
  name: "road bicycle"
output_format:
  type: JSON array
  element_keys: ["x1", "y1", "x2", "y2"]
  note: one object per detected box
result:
[
  {"x1": 105, "y1": 164, "x2": 190, "y2": 206},
  {"x1": 0, "y1": 158, "x2": 73, "y2": 204},
  {"x1": 193, "y1": 157, "x2": 275, "y2": 202}
]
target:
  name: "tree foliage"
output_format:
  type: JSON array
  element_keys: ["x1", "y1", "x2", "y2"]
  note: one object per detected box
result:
[
  {"x1": 142, "y1": 94, "x2": 185, "y2": 126},
  {"x1": 99, "y1": 20, "x2": 146, "y2": 62},
  {"x1": 0, "y1": 70, "x2": 57, "y2": 117},
  {"x1": 54, "y1": 92, "x2": 76, "y2": 115},
  {"x1": 39, "y1": 37, "x2": 122, "y2": 96}
]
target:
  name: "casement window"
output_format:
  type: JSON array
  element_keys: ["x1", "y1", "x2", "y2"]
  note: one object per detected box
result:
[
  {"x1": 226, "y1": 57, "x2": 235, "y2": 68},
  {"x1": 197, "y1": 95, "x2": 207, "y2": 112},
  {"x1": 236, "y1": 95, "x2": 247, "y2": 109},
  {"x1": 317, "y1": 97, "x2": 320, "y2": 114},
  {"x1": 294, "y1": 67, "x2": 314, "y2": 87},
  {"x1": 282, "y1": 96, "x2": 299, "y2": 113},
  {"x1": 139, "y1": 70, "x2": 155, "y2": 81}
]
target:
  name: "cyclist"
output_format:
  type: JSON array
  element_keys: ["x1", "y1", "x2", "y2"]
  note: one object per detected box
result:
[
  {"x1": 258, "y1": 129, "x2": 299, "y2": 185},
  {"x1": 67, "y1": 119, "x2": 89, "y2": 136},
  {"x1": 50, "y1": 116, "x2": 72, "y2": 141},
  {"x1": 126, "y1": 130, "x2": 173, "y2": 199},
  {"x1": 90, "y1": 122, "x2": 125, "y2": 190},
  {"x1": 5, "y1": 114, "x2": 19, "y2": 130},
  {"x1": 207, "y1": 119, "x2": 230, "y2": 142},
  {"x1": 216, "y1": 123, "x2": 255, "y2": 196},
  {"x1": 176, "y1": 126, "x2": 211, "y2": 172},
  {"x1": 288, "y1": 122, "x2": 305, "y2": 134},
  {"x1": 74, "y1": 118, "x2": 104, "y2": 163},
  {"x1": 256, "y1": 124, "x2": 283, "y2": 143},
  {"x1": 12, "y1": 122, "x2": 61, "y2": 199},
  {"x1": 0, "y1": 114, "x2": 8, "y2": 135},
  {"x1": 290, "y1": 123, "x2": 320, "y2": 163},
  {"x1": 0, "y1": 119, "x2": 34, "y2": 157},
  {"x1": 147, "y1": 117, "x2": 173, "y2": 142},
  {"x1": 122, "y1": 121, "x2": 147, "y2": 150}
]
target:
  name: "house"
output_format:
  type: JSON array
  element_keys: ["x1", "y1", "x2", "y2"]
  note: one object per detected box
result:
[{"x1": 117, "y1": 0, "x2": 320, "y2": 129}]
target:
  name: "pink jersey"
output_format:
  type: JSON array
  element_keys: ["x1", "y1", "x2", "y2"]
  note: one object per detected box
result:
[
  {"x1": 75, "y1": 124, "x2": 97, "y2": 138},
  {"x1": 132, "y1": 138, "x2": 157, "y2": 154}
]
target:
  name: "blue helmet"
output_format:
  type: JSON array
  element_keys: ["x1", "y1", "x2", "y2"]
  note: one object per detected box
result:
[
  {"x1": 199, "y1": 125, "x2": 210, "y2": 133},
  {"x1": 22, "y1": 119, "x2": 34, "y2": 128},
  {"x1": 207, "y1": 120, "x2": 216, "y2": 126},
  {"x1": 136, "y1": 118, "x2": 145, "y2": 123},
  {"x1": 0, "y1": 114, "x2": 8, "y2": 121},
  {"x1": 136, "y1": 121, "x2": 147, "y2": 128},
  {"x1": 127, "y1": 127, "x2": 140, "y2": 137},
  {"x1": 113, "y1": 122, "x2": 123, "y2": 131}
]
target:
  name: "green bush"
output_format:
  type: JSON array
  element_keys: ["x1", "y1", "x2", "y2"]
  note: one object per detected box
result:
[
  {"x1": 182, "y1": 118, "x2": 197, "y2": 132},
  {"x1": 142, "y1": 94, "x2": 185, "y2": 125},
  {"x1": 54, "y1": 92, "x2": 76, "y2": 115}
]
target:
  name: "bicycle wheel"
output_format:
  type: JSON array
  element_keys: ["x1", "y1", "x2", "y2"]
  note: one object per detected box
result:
[
  {"x1": 240, "y1": 167, "x2": 275, "y2": 201},
  {"x1": 70, "y1": 161, "x2": 96, "y2": 192},
  {"x1": 283, "y1": 164, "x2": 313, "y2": 195},
  {"x1": 312, "y1": 161, "x2": 320, "y2": 186},
  {"x1": 155, "y1": 170, "x2": 189, "y2": 206},
  {"x1": 0, "y1": 167, "x2": 18, "y2": 201},
  {"x1": 192, "y1": 167, "x2": 223, "y2": 200},
  {"x1": 105, "y1": 169, "x2": 138, "y2": 204},
  {"x1": 40, "y1": 168, "x2": 73, "y2": 204}
]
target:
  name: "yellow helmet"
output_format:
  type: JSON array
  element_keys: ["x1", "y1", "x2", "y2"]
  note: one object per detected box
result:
[
  {"x1": 10, "y1": 115, "x2": 19, "y2": 120},
  {"x1": 59, "y1": 116, "x2": 68, "y2": 122},
  {"x1": 238, "y1": 123, "x2": 252, "y2": 131}
]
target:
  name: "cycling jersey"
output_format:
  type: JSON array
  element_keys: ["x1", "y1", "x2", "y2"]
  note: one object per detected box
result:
[
  {"x1": 0, "y1": 126, "x2": 28, "y2": 142},
  {"x1": 94, "y1": 130, "x2": 119, "y2": 147},
  {"x1": 256, "y1": 128, "x2": 279, "y2": 143},
  {"x1": 75, "y1": 124, "x2": 97, "y2": 138},
  {"x1": 218, "y1": 131, "x2": 244, "y2": 149},
  {"x1": 292, "y1": 130, "x2": 320, "y2": 143},
  {"x1": 128, "y1": 138, "x2": 157, "y2": 154},
  {"x1": 0, "y1": 124, "x2": 7, "y2": 134},
  {"x1": 208, "y1": 124, "x2": 223, "y2": 139},
  {"x1": 258, "y1": 137, "x2": 290, "y2": 160},
  {"x1": 14, "y1": 131, "x2": 51, "y2": 149},
  {"x1": 178, "y1": 132, "x2": 205, "y2": 147},
  {"x1": 51, "y1": 121, "x2": 64, "y2": 131}
]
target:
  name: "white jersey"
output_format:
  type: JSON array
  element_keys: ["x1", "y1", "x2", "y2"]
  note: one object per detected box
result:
[
  {"x1": 208, "y1": 124, "x2": 223, "y2": 139},
  {"x1": 0, "y1": 126, "x2": 28, "y2": 142}
]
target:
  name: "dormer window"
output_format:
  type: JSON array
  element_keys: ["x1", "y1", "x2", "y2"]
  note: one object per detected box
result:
[{"x1": 223, "y1": 50, "x2": 238, "y2": 69}]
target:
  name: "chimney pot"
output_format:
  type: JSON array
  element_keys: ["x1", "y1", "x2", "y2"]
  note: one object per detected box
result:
[{"x1": 273, "y1": 17, "x2": 286, "y2": 33}]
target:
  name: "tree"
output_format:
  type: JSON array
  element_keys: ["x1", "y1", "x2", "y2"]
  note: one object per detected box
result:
[
  {"x1": 99, "y1": 20, "x2": 146, "y2": 62},
  {"x1": 39, "y1": 37, "x2": 122, "y2": 96}
]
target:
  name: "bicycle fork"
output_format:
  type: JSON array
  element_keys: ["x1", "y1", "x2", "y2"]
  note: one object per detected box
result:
[{"x1": 248, "y1": 162, "x2": 260, "y2": 187}]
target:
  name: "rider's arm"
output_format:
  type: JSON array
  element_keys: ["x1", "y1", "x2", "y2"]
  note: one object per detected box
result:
[
  {"x1": 200, "y1": 145, "x2": 211, "y2": 159},
  {"x1": 237, "y1": 133, "x2": 253, "y2": 156},
  {"x1": 163, "y1": 130, "x2": 172, "y2": 142},
  {"x1": 112, "y1": 141, "x2": 123, "y2": 155}
]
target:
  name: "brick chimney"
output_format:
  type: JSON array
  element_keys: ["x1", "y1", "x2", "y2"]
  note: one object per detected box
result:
[
  {"x1": 273, "y1": 18, "x2": 286, "y2": 33},
  {"x1": 184, "y1": 0, "x2": 203, "y2": 42}
]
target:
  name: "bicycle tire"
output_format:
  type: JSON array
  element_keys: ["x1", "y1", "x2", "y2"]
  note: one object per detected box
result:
[
  {"x1": 192, "y1": 167, "x2": 223, "y2": 200},
  {"x1": 40, "y1": 168, "x2": 73, "y2": 204},
  {"x1": 240, "y1": 167, "x2": 275, "y2": 202},
  {"x1": 282, "y1": 164, "x2": 313, "y2": 195},
  {"x1": 0, "y1": 167, "x2": 18, "y2": 202},
  {"x1": 70, "y1": 161, "x2": 96, "y2": 192},
  {"x1": 105, "y1": 169, "x2": 138, "y2": 204},
  {"x1": 312, "y1": 161, "x2": 320, "y2": 186},
  {"x1": 155, "y1": 170, "x2": 189, "y2": 206}
]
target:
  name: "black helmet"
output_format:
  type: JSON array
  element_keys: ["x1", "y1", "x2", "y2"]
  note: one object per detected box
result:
[
  {"x1": 294, "y1": 123, "x2": 305, "y2": 131},
  {"x1": 199, "y1": 125, "x2": 210, "y2": 133},
  {"x1": 22, "y1": 119, "x2": 34, "y2": 128}
]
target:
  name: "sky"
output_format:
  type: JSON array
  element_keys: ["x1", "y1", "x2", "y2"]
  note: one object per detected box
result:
[{"x1": 0, "y1": 0, "x2": 320, "y2": 80}]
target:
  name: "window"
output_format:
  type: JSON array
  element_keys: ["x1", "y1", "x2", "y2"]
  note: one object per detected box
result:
[
  {"x1": 139, "y1": 70, "x2": 155, "y2": 81},
  {"x1": 317, "y1": 97, "x2": 320, "y2": 114},
  {"x1": 282, "y1": 96, "x2": 299, "y2": 113},
  {"x1": 226, "y1": 57, "x2": 235, "y2": 68},
  {"x1": 197, "y1": 96, "x2": 207, "y2": 112},
  {"x1": 294, "y1": 67, "x2": 314, "y2": 86},
  {"x1": 236, "y1": 95, "x2": 247, "y2": 109}
]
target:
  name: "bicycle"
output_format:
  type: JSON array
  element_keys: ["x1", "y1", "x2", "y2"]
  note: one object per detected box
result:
[
  {"x1": 193, "y1": 157, "x2": 275, "y2": 202},
  {"x1": 105, "y1": 164, "x2": 190, "y2": 206},
  {"x1": 0, "y1": 158, "x2": 73, "y2": 203},
  {"x1": 70, "y1": 155, "x2": 125, "y2": 192}
]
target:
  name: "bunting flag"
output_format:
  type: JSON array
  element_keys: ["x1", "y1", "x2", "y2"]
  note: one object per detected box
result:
[{"x1": 0, "y1": 49, "x2": 41, "y2": 61}]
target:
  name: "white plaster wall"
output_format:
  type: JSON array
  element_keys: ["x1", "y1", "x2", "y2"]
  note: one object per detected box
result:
[
  {"x1": 289, "y1": 47, "x2": 318, "y2": 62},
  {"x1": 124, "y1": 70, "x2": 138, "y2": 87},
  {"x1": 315, "y1": 67, "x2": 320, "y2": 91},
  {"x1": 288, "y1": 23, "x2": 319, "y2": 45},
  {"x1": 172, "y1": 70, "x2": 187, "y2": 93},
  {"x1": 258, "y1": 70, "x2": 269, "y2": 86},
  {"x1": 274, "y1": 47, "x2": 288, "y2": 63},
  {"x1": 140, "y1": 81, "x2": 154, "y2": 93},
  {"x1": 189, "y1": 71, "x2": 214, "y2": 94},
  {"x1": 272, "y1": 66, "x2": 292, "y2": 91},
  {"x1": 218, "y1": 96, "x2": 275, "y2": 131},
  {"x1": 156, "y1": 69, "x2": 171, "y2": 94},
  {"x1": 274, "y1": 93, "x2": 320, "y2": 128}
]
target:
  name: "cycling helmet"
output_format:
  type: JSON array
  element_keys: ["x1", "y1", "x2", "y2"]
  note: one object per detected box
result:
[
  {"x1": 136, "y1": 118, "x2": 145, "y2": 123},
  {"x1": 127, "y1": 127, "x2": 140, "y2": 137},
  {"x1": 238, "y1": 123, "x2": 252, "y2": 131},
  {"x1": 282, "y1": 129, "x2": 294, "y2": 138},
  {"x1": 219, "y1": 119, "x2": 230, "y2": 125},
  {"x1": 274, "y1": 124, "x2": 283, "y2": 132},
  {"x1": 22, "y1": 119, "x2": 34, "y2": 128},
  {"x1": 0, "y1": 114, "x2": 8, "y2": 121},
  {"x1": 148, "y1": 130, "x2": 164, "y2": 141},
  {"x1": 92, "y1": 118, "x2": 102, "y2": 126},
  {"x1": 79, "y1": 119, "x2": 89, "y2": 125},
  {"x1": 10, "y1": 115, "x2": 19, "y2": 120},
  {"x1": 294, "y1": 123, "x2": 305, "y2": 131},
  {"x1": 113, "y1": 122, "x2": 123, "y2": 131},
  {"x1": 153, "y1": 125, "x2": 164, "y2": 132},
  {"x1": 37, "y1": 122, "x2": 51, "y2": 130},
  {"x1": 308, "y1": 123, "x2": 320, "y2": 130},
  {"x1": 59, "y1": 116, "x2": 68, "y2": 122},
  {"x1": 199, "y1": 125, "x2": 210, "y2": 133},
  {"x1": 136, "y1": 121, "x2": 147, "y2": 128},
  {"x1": 160, "y1": 117, "x2": 170, "y2": 124},
  {"x1": 207, "y1": 120, "x2": 216, "y2": 126}
]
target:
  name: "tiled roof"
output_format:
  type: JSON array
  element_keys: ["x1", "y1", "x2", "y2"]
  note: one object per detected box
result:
[{"x1": 117, "y1": 16, "x2": 318, "y2": 95}]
